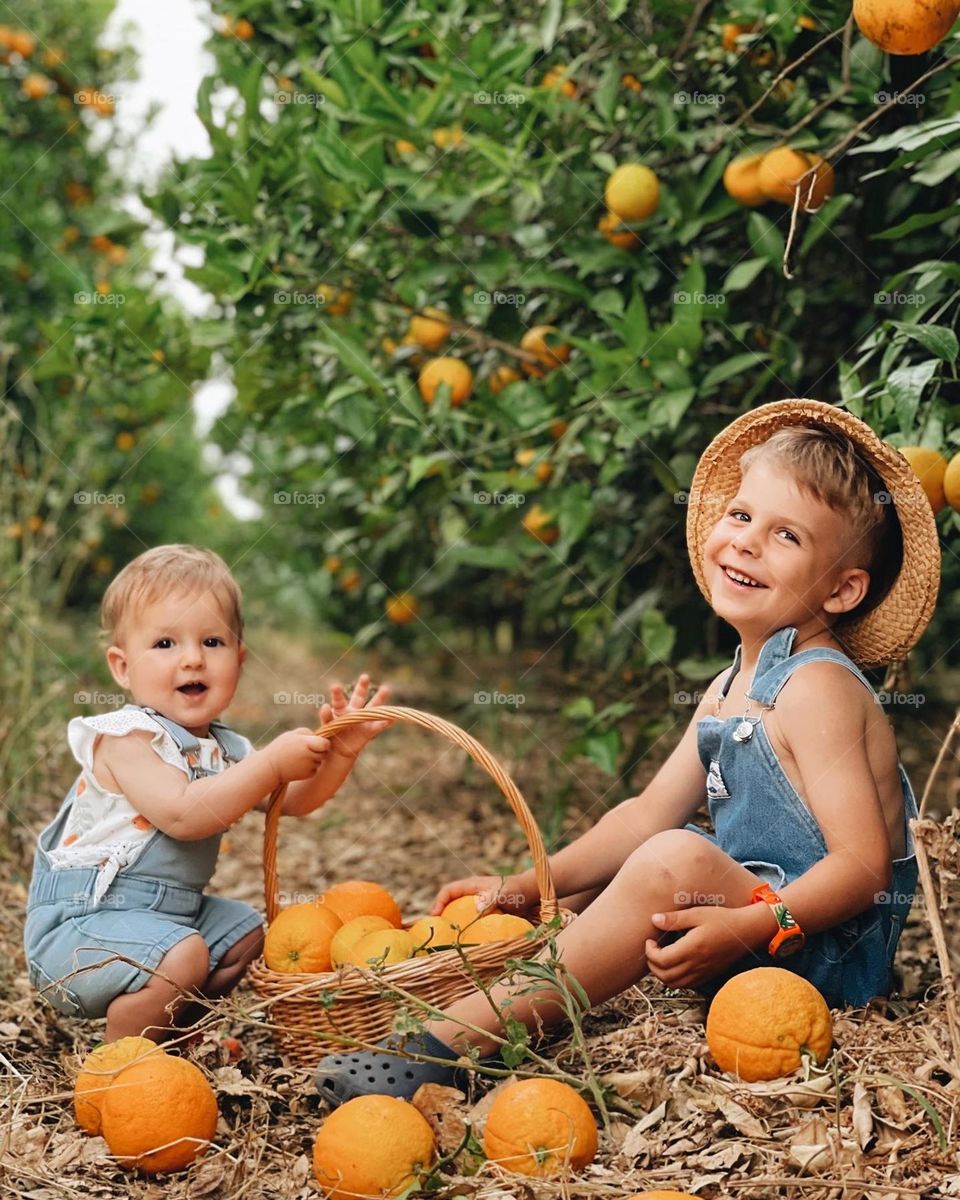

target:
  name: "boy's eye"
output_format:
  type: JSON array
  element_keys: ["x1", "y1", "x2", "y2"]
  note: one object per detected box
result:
[{"x1": 729, "y1": 511, "x2": 799, "y2": 543}]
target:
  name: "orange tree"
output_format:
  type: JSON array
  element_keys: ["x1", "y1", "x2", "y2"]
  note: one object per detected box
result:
[{"x1": 146, "y1": 2, "x2": 959, "y2": 740}]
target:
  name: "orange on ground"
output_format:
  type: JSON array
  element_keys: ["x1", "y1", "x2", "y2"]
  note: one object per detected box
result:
[
  {"x1": 75, "y1": 1037, "x2": 164, "y2": 1135},
  {"x1": 604, "y1": 163, "x2": 660, "y2": 223},
  {"x1": 598, "y1": 210, "x2": 641, "y2": 249},
  {"x1": 522, "y1": 503, "x2": 560, "y2": 545},
  {"x1": 313, "y1": 1095, "x2": 436, "y2": 1198},
  {"x1": 541, "y1": 65, "x2": 577, "y2": 97},
  {"x1": 723, "y1": 154, "x2": 766, "y2": 207},
  {"x1": 99, "y1": 1055, "x2": 218, "y2": 1174},
  {"x1": 330, "y1": 915, "x2": 394, "y2": 967},
  {"x1": 758, "y1": 148, "x2": 834, "y2": 211},
  {"x1": 706, "y1": 966, "x2": 833, "y2": 1081},
  {"x1": 385, "y1": 591, "x2": 420, "y2": 624},
  {"x1": 318, "y1": 879, "x2": 403, "y2": 928},
  {"x1": 407, "y1": 915, "x2": 458, "y2": 954},
  {"x1": 900, "y1": 446, "x2": 949, "y2": 514},
  {"x1": 316, "y1": 284, "x2": 354, "y2": 316},
  {"x1": 942, "y1": 450, "x2": 960, "y2": 512},
  {"x1": 488, "y1": 365, "x2": 522, "y2": 394},
  {"x1": 418, "y1": 357, "x2": 473, "y2": 406},
  {"x1": 407, "y1": 306, "x2": 451, "y2": 350},
  {"x1": 483, "y1": 1078, "x2": 598, "y2": 1177},
  {"x1": 263, "y1": 902, "x2": 341, "y2": 973},
  {"x1": 344, "y1": 927, "x2": 415, "y2": 967},
  {"x1": 852, "y1": 0, "x2": 958, "y2": 55},
  {"x1": 520, "y1": 326, "x2": 571, "y2": 378},
  {"x1": 441, "y1": 893, "x2": 502, "y2": 929},
  {"x1": 456, "y1": 913, "x2": 535, "y2": 945}
]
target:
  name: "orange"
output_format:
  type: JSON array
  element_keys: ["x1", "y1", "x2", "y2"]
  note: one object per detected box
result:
[
  {"x1": 522, "y1": 503, "x2": 560, "y2": 545},
  {"x1": 313, "y1": 1095, "x2": 436, "y2": 1198},
  {"x1": 263, "y1": 902, "x2": 341, "y2": 973},
  {"x1": 541, "y1": 65, "x2": 577, "y2": 97},
  {"x1": 441, "y1": 893, "x2": 502, "y2": 929},
  {"x1": 8, "y1": 29, "x2": 36, "y2": 56},
  {"x1": 549, "y1": 419, "x2": 568, "y2": 441},
  {"x1": 115, "y1": 431, "x2": 135, "y2": 451},
  {"x1": 385, "y1": 591, "x2": 420, "y2": 624},
  {"x1": 706, "y1": 967, "x2": 833, "y2": 1082},
  {"x1": 604, "y1": 163, "x2": 659, "y2": 223},
  {"x1": 758, "y1": 148, "x2": 834, "y2": 211},
  {"x1": 483, "y1": 1078, "x2": 598, "y2": 1177},
  {"x1": 622, "y1": 72, "x2": 643, "y2": 91},
  {"x1": 535, "y1": 461, "x2": 554, "y2": 484},
  {"x1": 233, "y1": 17, "x2": 255, "y2": 39},
  {"x1": 520, "y1": 326, "x2": 571, "y2": 378},
  {"x1": 316, "y1": 283, "x2": 354, "y2": 316},
  {"x1": 456, "y1": 913, "x2": 535, "y2": 945},
  {"x1": 407, "y1": 306, "x2": 451, "y2": 350},
  {"x1": 75, "y1": 1038, "x2": 164, "y2": 1135},
  {"x1": 722, "y1": 22, "x2": 761, "y2": 51},
  {"x1": 323, "y1": 554, "x2": 342, "y2": 573},
  {"x1": 598, "y1": 210, "x2": 641, "y2": 249},
  {"x1": 339, "y1": 568, "x2": 361, "y2": 592},
  {"x1": 515, "y1": 448, "x2": 537, "y2": 467},
  {"x1": 344, "y1": 927, "x2": 415, "y2": 967},
  {"x1": 489, "y1": 365, "x2": 522, "y2": 394},
  {"x1": 395, "y1": 138, "x2": 417, "y2": 154},
  {"x1": 942, "y1": 450, "x2": 960, "y2": 512},
  {"x1": 723, "y1": 154, "x2": 766, "y2": 207},
  {"x1": 418, "y1": 357, "x2": 473, "y2": 406},
  {"x1": 21, "y1": 73, "x2": 51, "y2": 99},
  {"x1": 853, "y1": 0, "x2": 957, "y2": 55},
  {"x1": 899, "y1": 446, "x2": 949, "y2": 514},
  {"x1": 99, "y1": 1055, "x2": 218, "y2": 1174},
  {"x1": 407, "y1": 915, "x2": 458, "y2": 954},
  {"x1": 330, "y1": 915, "x2": 394, "y2": 967},
  {"x1": 432, "y1": 125, "x2": 464, "y2": 149},
  {"x1": 318, "y1": 879, "x2": 404, "y2": 927},
  {"x1": 90, "y1": 233, "x2": 113, "y2": 253}
]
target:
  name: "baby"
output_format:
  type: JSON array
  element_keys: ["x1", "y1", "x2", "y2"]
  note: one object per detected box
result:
[
  {"x1": 24, "y1": 544, "x2": 388, "y2": 1042},
  {"x1": 314, "y1": 398, "x2": 940, "y2": 1104}
]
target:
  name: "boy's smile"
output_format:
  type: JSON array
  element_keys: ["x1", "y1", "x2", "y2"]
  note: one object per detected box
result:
[{"x1": 106, "y1": 589, "x2": 245, "y2": 736}]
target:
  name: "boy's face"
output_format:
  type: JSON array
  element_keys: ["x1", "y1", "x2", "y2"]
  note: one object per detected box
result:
[
  {"x1": 702, "y1": 458, "x2": 870, "y2": 637},
  {"x1": 106, "y1": 588, "x2": 245, "y2": 736}
]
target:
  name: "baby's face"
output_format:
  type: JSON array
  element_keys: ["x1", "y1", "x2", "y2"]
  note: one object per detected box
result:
[
  {"x1": 702, "y1": 458, "x2": 867, "y2": 632},
  {"x1": 107, "y1": 588, "x2": 245, "y2": 735}
]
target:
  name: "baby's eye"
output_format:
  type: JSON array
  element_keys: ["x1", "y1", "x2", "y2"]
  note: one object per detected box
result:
[
  {"x1": 153, "y1": 638, "x2": 173, "y2": 649},
  {"x1": 203, "y1": 637, "x2": 225, "y2": 648}
]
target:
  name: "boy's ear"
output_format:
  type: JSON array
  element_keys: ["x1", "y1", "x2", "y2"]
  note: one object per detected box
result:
[
  {"x1": 106, "y1": 645, "x2": 129, "y2": 688},
  {"x1": 238, "y1": 643, "x2": 247, "y2": 669},
  {"x1": 824, "y1": 567, "x2": 871, "y2": 615}
]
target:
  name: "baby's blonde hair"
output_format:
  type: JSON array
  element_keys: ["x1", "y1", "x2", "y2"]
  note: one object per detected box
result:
[
  {"x1": 100, "y1": 545, "x2": 244, "y2": 645},
  {"x1": 739, "y1": 425, "x2": 902, "y2": 617}
]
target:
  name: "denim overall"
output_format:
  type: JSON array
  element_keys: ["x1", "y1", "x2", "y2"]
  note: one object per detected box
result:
[
  {"x1": 689, "y1": 626, "x2": 918, "y2": 1009},
  {"x1": 24, "y1": 705, "x2": 264, "y2": 1019}
]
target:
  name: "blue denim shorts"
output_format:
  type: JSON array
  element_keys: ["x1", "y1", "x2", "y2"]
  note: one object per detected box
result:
[{"x1": 24, "y1": 867, "x2": 264, "y2": 1019}]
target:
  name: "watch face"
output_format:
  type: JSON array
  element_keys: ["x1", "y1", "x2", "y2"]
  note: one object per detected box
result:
[{"x1": 773, "y1": 931, "x2": 805, "y2": 958}]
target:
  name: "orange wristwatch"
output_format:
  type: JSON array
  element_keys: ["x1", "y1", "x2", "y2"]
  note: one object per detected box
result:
[{"x1": 750, "y1": 882, "x2": 805, "y2": 958}]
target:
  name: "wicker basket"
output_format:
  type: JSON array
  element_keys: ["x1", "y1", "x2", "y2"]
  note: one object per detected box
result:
[{"x1": 247, "y1": 705, "x2": 562, "y2": 1069}]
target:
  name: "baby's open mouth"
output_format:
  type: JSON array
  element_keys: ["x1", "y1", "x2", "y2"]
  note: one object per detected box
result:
[{"x1": 178, "y1": 682, "x2": 208, "y2": 694}]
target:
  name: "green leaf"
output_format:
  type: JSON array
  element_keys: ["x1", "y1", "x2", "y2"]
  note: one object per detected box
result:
[
  {"x1": 874, "y1": 204, "x2": 960, "y2": 240},
  {"x1": 557, "y1": 483, "x2": 593, "y2": 543},
  {"x1": 298, "y1": 67, "x2": 349, "y2": 109},
  {"x1": 582, "y1": 730, "x2": 620, "y2": 774},
  {"x1": 640, "y1": 608, "x2": 676, "y2": 666},
  {"x1": 849, "y1": 114, "x2": 960, "y2": 155},
  {"x1": 540, "y1": 0, "x2": 562, "y2": 51},
  {"x1": 723, "y1": 257, "x2": 767, "y2": 292},
  {"x1": 889, "y1": 323, "x2": 959, "y2": 363},
  {"x1": 700, "y1": 353, "x2": 768, "y2": 394},
  {"x1": 448, "y1": 545, "x2": 524, "y2": 570},
  {"x1": 562, "y1": 696, "x2": 595, "y2": 720},
  {"x1": 649, "y1": 388, "x2": 695, "y2": 431},
  {"x1": 887, "y1": 359, "x2": 939, "y2": 432},
  {"x1": 748, "y1": 212, "x2": 785, "y2": 266},
  {"x1": 316, "y1": 330, "x2": 386, "y2": 396},
  {"x1": 911, "y1": 145, "x2": 960, "y2": 187}
]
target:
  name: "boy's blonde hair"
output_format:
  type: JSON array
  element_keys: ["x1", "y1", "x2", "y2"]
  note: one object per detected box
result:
[
  {"x1": 739, "y1": 425, "x2": 902, "y2": 618},
  {"x1": 100, "y1": 545, "x2": 244, "y2": 644}
]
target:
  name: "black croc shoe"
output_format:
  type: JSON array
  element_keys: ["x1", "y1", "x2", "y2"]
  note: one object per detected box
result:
[{"x1": 315, "y1": 1031, "x2": 473, "y2": 1106}]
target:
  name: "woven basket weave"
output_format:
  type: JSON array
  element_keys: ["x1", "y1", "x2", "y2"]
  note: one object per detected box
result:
[{"x1": 247, "y1": 705, "x2": 562, "y2": 1069}]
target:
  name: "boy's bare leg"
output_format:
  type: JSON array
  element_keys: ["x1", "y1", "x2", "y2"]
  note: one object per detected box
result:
[
  {"x1": 169, "y1": 926, "x2": 266, "y2": 1034},
  {"x1": 429, "y1": 829, "x2": 765, "y2": 1056},
  {"x1": 104, "y1": 933, "x2": 210, "y2": 1042}
]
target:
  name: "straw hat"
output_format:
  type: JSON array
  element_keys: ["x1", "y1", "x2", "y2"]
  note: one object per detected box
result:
[{"x1": 686, "y1": 398, "x2": 941, "y2": 668}]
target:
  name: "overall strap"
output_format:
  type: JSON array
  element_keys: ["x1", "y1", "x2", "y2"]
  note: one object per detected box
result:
[
  {"x1": 749, "y1": 640, "x2": 877, "y2": 708},
  {"x1": 124, "y1": 703, "x2": 205, "y2": 780},
  {"x1": 207, "y1": 721, "x2": 250, "y2": 765}
]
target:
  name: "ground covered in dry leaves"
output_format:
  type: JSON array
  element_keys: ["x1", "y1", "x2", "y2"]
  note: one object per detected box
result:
[{"x1": 2, "y1": 630, "x2": 958, "y2": 1199}]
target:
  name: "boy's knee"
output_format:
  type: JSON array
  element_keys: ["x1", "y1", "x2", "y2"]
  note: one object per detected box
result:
[
  {"x1": 625, "y1": 829, "x2": 715, "y2": 882},
  {"x1": 156, "y1": 933, "x2": 210, "y2": 991}
]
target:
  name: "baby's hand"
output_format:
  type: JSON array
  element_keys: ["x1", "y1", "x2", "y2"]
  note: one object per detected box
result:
[
  {"x1": 265, "y1": 729, "x2": 331, "y2": 784},
  {"x1": 318, "y1": 673, "x2": 392, "y2": 761}
]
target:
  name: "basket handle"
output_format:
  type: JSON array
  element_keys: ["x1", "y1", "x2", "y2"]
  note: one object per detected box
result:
[{"x1": 262, "y1": 705, "x2": 558, "y2": 926}]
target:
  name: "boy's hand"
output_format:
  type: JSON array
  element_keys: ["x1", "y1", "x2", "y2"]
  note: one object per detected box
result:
[
  {"x1": 644, "y1": 905, "x2": 758, "y2": 989},
  {"x1": 431, "y1": 875, "x2": 535, "y2": 918},
  {"x1": 318, "y1": 673, "x2": 391, "y2": 761},
  {"x1": 265, "y1": 729, "x2": 331, "y2": 785}
]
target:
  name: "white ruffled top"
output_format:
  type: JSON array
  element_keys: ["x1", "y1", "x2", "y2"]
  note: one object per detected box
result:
[{"x1": 46, "y1": 708, "x2": 253, "y2": 903}]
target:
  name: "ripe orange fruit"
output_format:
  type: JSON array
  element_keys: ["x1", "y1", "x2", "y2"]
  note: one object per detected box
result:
[
  {"x1": 899, "y1": 446, "x2": 949, "y2": 514},
  {"x1": 853, "y1": 0, "x2": 957, "y2": 54},
  {"x1": 597, "y1": 210, "x2": 641, "y2": 249},
  {"x1": 722, "y1": 22, "x2": 761, "y2": 51},
  {"x1": 395, "y1": 138, "x2": 417, "y2": 154},
  {"x1": 407, "y1": 306, "x2": 451, "y2": 350},
  {"x1": 75, "y1": 1038, "x2": 164, "y2": 1135},
  {"x1": 418, "y1": 357, "x2": 473, "y2": 406},
  {"x1": 535, "y1": 461, "x2": 554, "y2": 484},
  {"x1": 115, "y1": 431, "x2": 135, "y2": 452},
  {"x1": 264, "y1": 902, "x2": 341, "y2": 973},
  {"x1": 622, "y1": 73, "x2": 643, "y2": 92},
  {"x1": 541, "y1": 65, "x2": 577, "y2": 97},
  {"x1": 456, "y1": 913, "x2": 535, "y2": 945},
  {"x1": 407, "y1": 915, "x2": 458, "y2": 954},
  {"x1": 522, "y1": 503, "x2": 560, "y2": 545},
  {"x1": 441, "y1": 893, "x2": 502, "y2": 929},
  {"x1": 339, "y1": 568, "x2": 361, "y2": 592},
  {"x1": 515, "y1": 447, "x2": 537, "y2": 467},
  {"x1": 90, "y1": 233, "x2": 113, "y2": 253},
  {"x1": 942, "y1": 450, "x2": 960, "y2": 512},
  {"x1": 8, "y1": 29, "x2": 36, "y2": 56},
  {"x1": 604, "y1": 163, "x2": 660, "y2": 223},
  {"x1": 549, "y1": 419, "x2": 569, "y2": 440},
  {"x1": 432, "y1": 125, "x2": 463, "y2": 149},
  {"x1": 233, "y1": 17, "x2": 255, "y2": 39},
  {"x1": 758, "y1": 148, "x2": 834, "y2": 211},
  {"x1": 385, "y1": 591, "x2": 420, "y2": 624},
  {"x1": 483, "y1": 1078, "x2": 598, "y2": 1177},
  {"x1": 723, "y1": 154, "x2": 766, "y2": 207},
  {"x1": 344, "y1": 927, "x2": 415, "y2": 967},
  {"x1": 488, "y1": 365, "x2": 522, "y2": 394},
  {"x1": 520, "y1": 326, "x2": 571, "y2": 378},
  {"x1": 21, "y1": 72, "x2": 51, "y2": 99},
  {"x1": 330, "y1": 915, "x2": 394, "y2": 967},
  {"x1": 316, "y1": 284, "x2": 354, "y2": 316},
  {"x1": 323, "y1": 554, "x2": 342, "y2": 573},
  {"x1": 99, "y1": 1055, "x2": 218, "y2": 1174},
  {"x1": 313, "y1": 1095, "x2": 436, "y2": 1198},
  {"x1": 706, "y1": 967, "x2": 833, "y2": 1082},
  {"x1": 318, "y1": 879, "x2": 404, "y2": 928}
]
